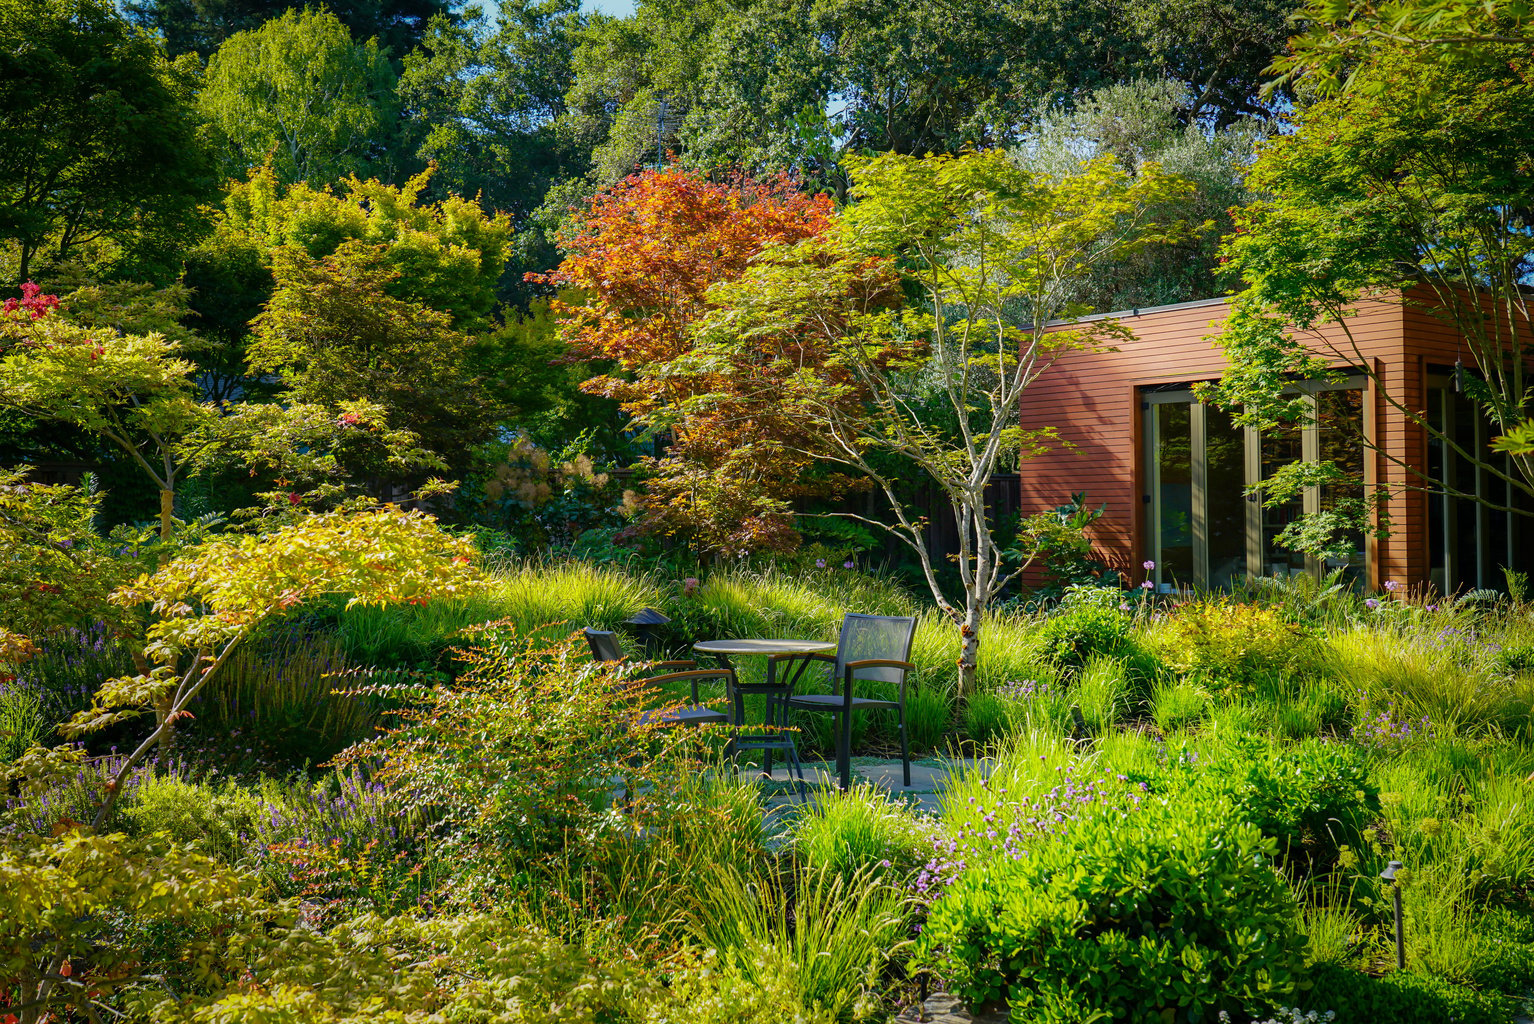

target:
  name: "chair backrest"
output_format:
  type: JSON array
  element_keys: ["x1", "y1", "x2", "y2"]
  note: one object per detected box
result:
[
  {"x1": 583, "y1": 628, "x2": 624, "y2": 663},
  {"x1": 834, "y1": 613, "x2": 918, "y2": 686}
]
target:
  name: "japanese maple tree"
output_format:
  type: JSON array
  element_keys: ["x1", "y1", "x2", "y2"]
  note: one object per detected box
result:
[
  {"x1": 701, "y1": 151, "x2": 1195, "y2": 694},
  {"x1": 535, "y1": 168, "x2": 845, "y2": 553}
]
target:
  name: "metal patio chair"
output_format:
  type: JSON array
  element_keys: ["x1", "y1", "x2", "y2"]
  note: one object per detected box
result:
[
  {"x1": 778, "y1": 613, "x2": 918, "y2": 791},
  {"x1": 583, "y1": 628, "x2": 730, "y2": 728}
]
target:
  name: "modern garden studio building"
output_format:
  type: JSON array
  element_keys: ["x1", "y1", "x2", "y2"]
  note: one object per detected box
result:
[{"x1": 1016, "y1": 293, "x2": 1534, "y2": 594}]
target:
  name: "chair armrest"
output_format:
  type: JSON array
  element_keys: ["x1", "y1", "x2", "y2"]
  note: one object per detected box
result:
[
  {"x1": 652, "y1": 660, "x2": 696, "y2": 670},
  {"x1": 644, "y1": 668, "x2": 734, "y2": 705}
]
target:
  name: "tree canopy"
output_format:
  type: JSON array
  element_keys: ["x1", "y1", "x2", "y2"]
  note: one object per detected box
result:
[
  {"x1": 0, "y1": 0, "x2": 214, "y2": 285},
  {"x1": 1202, "y1": 40, "x2": 1534, "y2": 548},
  {"x1": 198, "y1": 8, "x2": 400, "y2": 186}
]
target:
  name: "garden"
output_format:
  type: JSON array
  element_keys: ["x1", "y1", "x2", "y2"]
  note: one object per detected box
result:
[
  {"x1": 7, "y1": 547, "x2": 1534, "y2": 1023},
  {"x1": 7, "y1": 0, "x2": 1534, "y2": 1019}
]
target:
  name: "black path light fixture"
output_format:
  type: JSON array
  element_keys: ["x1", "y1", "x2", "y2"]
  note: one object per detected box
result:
[
  {"x1": 1381, "y1": 860, "x2": 1406, "y2": 969},
  {"x1": 625, "y1": 607, "x2": 672, "y2": 655}
]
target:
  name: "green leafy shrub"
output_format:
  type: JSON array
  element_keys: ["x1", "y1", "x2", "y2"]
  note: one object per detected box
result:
[
  {"x1": 331, "y1": 624, "x2": 715, "y2": 898},
  {"x1": 1, "y1": 827, "x2": 281, "y2": 1023},
  {"x1": 1196, "y1": 738, "x2": 1379, "y2": 874},
  {"x1": 119, "y1": 773, "x2": 267, "y2": 863},
  {"x1": 1160, "y1": 598, "x2": 1328, "y2": 695},
  {"x1": 918, "y1": 785, "x2": 1305, "y2": 1023},
  {"x1": 1034, "y1": 603, "x2": 1132, "y2": 672},
  {"x1": 1456, "y1": 908, "x2": 1534, "y2": 995},
  {"x1": 1301, "y1": 963, "x2": 1511, "y2": 1024}
]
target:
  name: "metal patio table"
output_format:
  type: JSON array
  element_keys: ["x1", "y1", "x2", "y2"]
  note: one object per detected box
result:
[{"x1": 691, "y1": 638, "x2": 835, "y2": 794}]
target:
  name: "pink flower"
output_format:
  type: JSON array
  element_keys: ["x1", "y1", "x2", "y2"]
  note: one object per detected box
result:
[
  {"x1": 1384, "y1": 580, "x2": 1399, "y2": 592},
  {"x1": 682, "y1": 577, "x2": 700, "y2": 596},
  {"x1": 1119, "y1": 602, "x2": 1131, "y2": 612},
  {"x1": 815, "y1": 559, "x2": 826, "y2": 568},
  {"x1": 843, "y1": 560, "x2": 855, "y2": 569},
  {"x1": 1364, "y1": 598, "x2": 1379, "y2": 610},
  {"x1": 1140, "y1": 580, "x2": 1153, "y2": 590},
  {"x1": 1142, "y1": 560, "x2": 1155, "y2": 571}
]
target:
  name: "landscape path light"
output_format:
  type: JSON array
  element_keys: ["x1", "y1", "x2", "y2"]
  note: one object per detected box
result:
[
  {"x1": 625, "y1": 607, "x2": 671, "y2": 655},
  {"x1": 1381, "y1": 860, "x2": 1406, "y2": 969}
]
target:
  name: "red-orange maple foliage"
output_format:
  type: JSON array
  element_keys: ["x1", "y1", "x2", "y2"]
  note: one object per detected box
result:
[{"x1": 532, "y1": 169, "x2": 845, "y2": 553}]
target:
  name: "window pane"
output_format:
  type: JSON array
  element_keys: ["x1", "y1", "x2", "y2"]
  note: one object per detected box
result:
[
  {"x1": 1261, "y1": 420, "x2": 1304, "y2": 576},
  {"x1": 1205, "y1": 404, "x2": 1247, "y2": 588},
  {"x1": 1157, "y1": 403, "x2": 1194, "y2": 586},
  {"x1": 1317, "y1": 389, "x2": 1365, "y2": 583}
]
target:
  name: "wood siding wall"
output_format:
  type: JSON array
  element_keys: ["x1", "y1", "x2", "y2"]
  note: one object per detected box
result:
[{"x1": 1017, "y1": 295, "x2": 1453, "y2": 588}]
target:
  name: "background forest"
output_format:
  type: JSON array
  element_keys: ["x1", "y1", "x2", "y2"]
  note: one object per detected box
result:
[{"x1": 0, "y1": 0, "x2": 1285, "y2": 567}]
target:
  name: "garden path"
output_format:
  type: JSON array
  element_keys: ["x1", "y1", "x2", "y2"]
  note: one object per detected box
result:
[{"x1": 758, "y1": 755, "x2": 969, "y2": 817}]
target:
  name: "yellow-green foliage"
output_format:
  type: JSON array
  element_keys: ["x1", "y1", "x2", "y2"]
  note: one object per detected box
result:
[
  {"x1": 2, "y1": 828, "x2": 275, "y2": 1022},
  {"x1": 1156, "y1": 599, "x2": 1328, "y2": 694},
  {"x1": 1333, "y1": 628, "x2": 1534, "y2": 737}
]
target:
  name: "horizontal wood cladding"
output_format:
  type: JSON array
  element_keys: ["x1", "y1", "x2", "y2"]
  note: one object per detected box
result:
[{"x1": 1020, "y1": 296, "x2": 1420, "y2": 583}]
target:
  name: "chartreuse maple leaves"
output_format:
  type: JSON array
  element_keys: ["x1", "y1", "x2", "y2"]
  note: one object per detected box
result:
[{"x1": 63, "y1": 508, "x2": 485, "y2": 763}]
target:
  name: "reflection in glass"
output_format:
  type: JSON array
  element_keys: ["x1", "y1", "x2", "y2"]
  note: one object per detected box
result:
[
  {"x1": 1317, "y1": 389, "x2": 1365, "y2": 583},
  {"x1": 1157, "y1": 403, "x2": 1194, "y2": 585},
  {"x1": 1452, "y1": 392, "x2": 1478, "y2": 584},
  {"x1": 1427, "y1": 389, "x2": 1446, "y2": 593},
  {"x1": 1205, "y1": 404, "x2": 1247, "y2": 588},
  {"x1": 1261, "y1": 420, "x2": 1304, "y2": 576}
]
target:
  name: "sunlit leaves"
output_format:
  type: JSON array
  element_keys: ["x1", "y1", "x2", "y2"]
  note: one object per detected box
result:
[
  {"x1": 1277, "y1": 0, "x2": 1534, "y2": 96},
  {"x1": 107, "y1": 508, "x2": 485, "y2": 661},
  {"x1": 537, "y1": 168, "x2": 849, "y2": 553}
]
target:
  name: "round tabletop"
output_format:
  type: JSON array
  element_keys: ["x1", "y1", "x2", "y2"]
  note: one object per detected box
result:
[{"x1": 692, "y1": 638, "x2": 835, "y2": 656}]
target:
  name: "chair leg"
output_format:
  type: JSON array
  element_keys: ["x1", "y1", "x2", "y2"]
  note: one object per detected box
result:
[
  {"x1": 898, "y1": 705, "x2": 910, "y2": 789},
  {"x1": 762, "y1": 694, "x2": 776, "y2": 779},
  {"x1": 784, "y1": 727, "x2": 807, "y2": 804},
  {"x1": 839, "y1": 708, "x2": 853, "y2": 791}
]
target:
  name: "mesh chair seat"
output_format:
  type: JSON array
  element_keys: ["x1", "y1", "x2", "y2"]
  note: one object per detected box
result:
[
  {"x1": 642, "y1": 705, "x2": 730, "y2": 727},
  {"x1": 789, "y1": 693, "x2": 899, "y2": 711}
]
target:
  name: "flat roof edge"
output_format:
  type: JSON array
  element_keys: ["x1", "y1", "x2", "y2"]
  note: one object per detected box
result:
[{"x1": 1046, "y1": 294, "x2": 1233, "y2": 328}]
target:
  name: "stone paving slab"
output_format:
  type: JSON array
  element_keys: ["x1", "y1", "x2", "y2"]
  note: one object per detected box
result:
[
  {"x1": 753, "y1": 755, "x2": 979, "y2": 820},
  {"x1": 893, "y1": 994, "x2": 1005, "y2": 1024}
]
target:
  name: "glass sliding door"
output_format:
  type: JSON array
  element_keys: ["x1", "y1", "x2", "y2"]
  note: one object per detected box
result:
[
  {"x1": 1316, "y1": 387, "x2": 1366, "y2": 582},
  {"x1": 1143, "y1": 380, "x2": 1368, "y2": 590},
  {"x1": 1154, "y1": 403, "x2": 1194, "y2": 587},
  {"x1": 1258, "y1": 419, "x2": 1305, "y2": 577},
  {"x1": 1429, "y1": 379, "x2": 1534, "y2": 591},
  {"x1": 1205, "y1": 404, "x2": 1248, "y2": 589}
]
